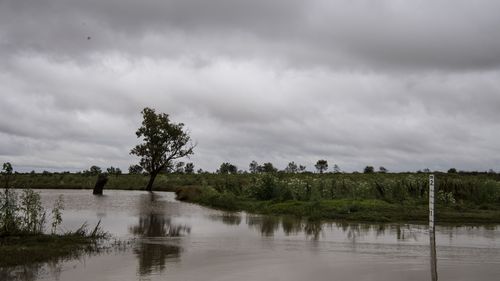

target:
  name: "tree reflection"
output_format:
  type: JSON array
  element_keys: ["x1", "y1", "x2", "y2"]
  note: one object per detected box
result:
[
  {"x1": 281, "y1": 216, "x2": 303, "y2": 236},
  {"x1": 130, "y1": 214, "x2": 190, "y2": 237},
  {"x1": 129, "y1": 192, "x2": 190, "y2": 277},
  {"x1": 246, "y1": 215, "x2": 280, "y2": 236},
  {"x1": 134, "y1": 243, "x2": 180, "y2": 276},
  {"x1": 208, "y1": 213, "x2": 242, "y2": 226},
  {"x1": 303, "y1": 220, "x2": 323, "y2": 240},
  {"x1": 245, "y1": 215, "x2": 324, "y2": 240}
]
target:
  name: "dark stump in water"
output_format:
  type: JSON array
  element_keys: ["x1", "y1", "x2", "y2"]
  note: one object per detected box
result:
[{"x1": 93, "y1": 174, "x2": 108, "y2": 195}]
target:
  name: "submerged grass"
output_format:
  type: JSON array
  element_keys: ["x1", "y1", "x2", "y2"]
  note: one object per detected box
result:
[{"x1": 0, "y1": 222, "x2": 108, "y2": 267}]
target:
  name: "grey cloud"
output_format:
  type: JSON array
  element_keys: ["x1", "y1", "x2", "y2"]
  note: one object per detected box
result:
[
  {"x1": 2, "y1": 0, "x2": 500, "y2": 71},
  {"x1": 1, "y1": 1, "x2": 500, "y2": 172}
]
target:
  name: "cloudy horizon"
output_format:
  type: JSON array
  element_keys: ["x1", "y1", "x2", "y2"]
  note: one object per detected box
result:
[{"x1": 1, "y1": 0, "x2": 500, "y2": 173}]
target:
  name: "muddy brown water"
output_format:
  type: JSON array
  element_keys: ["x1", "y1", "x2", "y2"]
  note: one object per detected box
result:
[{"x1": 3, "y1": 189, "x2": 500, "y2": 281}]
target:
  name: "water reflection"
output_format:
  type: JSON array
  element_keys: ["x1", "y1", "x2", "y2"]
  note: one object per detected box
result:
[
  {"x1": 134, "y1": 243, "x2": 180, "y2": 276},
  {"x1": 130, "y1": 214, "x2": 190, "y2": 237},
  {"x1": 430, "y1": 227, "x2": 438, "y2": 281},
  {"x1": 208, "y1": 213, "x2": 242, "y2": 226},
  {"x1": 215, "y1": 213, "x2": 426, "y2": 242},
  {"x1": 129, "y1": 192, "x2": 190, "y2": 277},
  {"x1": 281, "y1": 216, "x2": 304, "y2": 235},
  {"x1": 207, "y1": 211, "x2": 434, "y2": 242},
  {"x1": 0, "y1": 240, "x2": 118, "y2": 281},
  {"x1": 246, "y1": 215, "x2": 281, "y2": 237},
  {"x1": 244, "y1": 215, "x2": 324, "y2": 240}
]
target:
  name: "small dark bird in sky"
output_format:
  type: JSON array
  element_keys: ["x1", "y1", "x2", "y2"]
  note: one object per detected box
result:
[{"x1": 87, "y1": 36, "x2": 91, "y2": 40}]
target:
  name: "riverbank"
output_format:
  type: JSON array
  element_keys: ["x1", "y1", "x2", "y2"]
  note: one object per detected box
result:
[
  {"x1": 7, "y1": 173, "x2": 500, "y2": 224},
  {"x1": 176, "y1": 186, "x2": 500, "y2": 224},
  {"x1": 0, "y1": 186, "x2": 109, "y2": 267},
  {"x1": 0, "y1": 228, "x2": 107, "y2": 267}
]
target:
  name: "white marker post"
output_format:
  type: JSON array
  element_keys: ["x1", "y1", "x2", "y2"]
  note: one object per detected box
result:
[
  {"x1": 429, "y1": 174, "x2": 435, "y2": 232},
  {"x1": 429, "y1": 174, "x2": 438, "y2": 281}
]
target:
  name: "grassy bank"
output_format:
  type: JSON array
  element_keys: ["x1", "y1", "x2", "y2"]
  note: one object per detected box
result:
[
  {"x1": 0, "y1": 229, "x2": 106, "y2": 267},
  {"x1": 176, "y1": 186, "x2": 500, "y2": 224},
  {"x1": 6, "y1": 172, "x2": 500, "y2": 223},
  {"x1": 0, "y1": 186, "x2": 109, "y2": 268}
]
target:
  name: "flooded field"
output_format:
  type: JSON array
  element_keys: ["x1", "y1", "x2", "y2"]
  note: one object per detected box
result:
[{"x1": 2, "y1": 189, "x2": 499, "y2": 281}]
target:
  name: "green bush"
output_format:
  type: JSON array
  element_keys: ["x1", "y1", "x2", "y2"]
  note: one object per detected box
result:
[{"x1": 1, "y1": 188, "x2": 65, "y2": 236}]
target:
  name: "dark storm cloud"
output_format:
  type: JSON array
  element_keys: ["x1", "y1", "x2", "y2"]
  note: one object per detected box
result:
[{"x1": 1, "y1": 0, "x2": 500, "y2": 172}]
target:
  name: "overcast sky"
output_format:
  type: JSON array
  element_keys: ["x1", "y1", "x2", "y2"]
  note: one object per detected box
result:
[{"x1": 1, "y1": 0, "x2": 500, "y2": 173}]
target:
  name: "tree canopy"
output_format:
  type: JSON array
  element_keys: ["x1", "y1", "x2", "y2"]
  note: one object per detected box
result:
[
  {"x1": 218, "y1": 162, "x2": 237, "y2": 174},
  {"x1": 315, "y1": 160, "x2": 328, "y2": 173},
  {"x1": 131, "y1": 107, "x2": 194, "y2": 191}
]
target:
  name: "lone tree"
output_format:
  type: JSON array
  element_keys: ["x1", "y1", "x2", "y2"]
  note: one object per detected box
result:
[
  {"x1": 218, "y1": 162, "x2": 237, "y2": 174},
  {"x1": 315, "y1": 160, "x2": 328, "y2": 174},
  {"x1": 184, "y1": 162, "x2": 195, "y2": 174},
  {"x1": 89, "y1": 165, "x2": 102, "y2": 175},
  {"x1": 364, "y1": 166, "x2": 374, "y2": 173},
  {"x1": 2, "y1": 162, "x2": 13, "y2": 189},
  {"x1": 260, "y1": 162, "x2": 277, "y2": 173},
  {"x1": 249, "y1": 160, "x2": 259, "y2": 174},
  {"x1": 131, "y1": 107, "x2": 195, "y2": 191},
  {"x1": 285, "y1": 161, "x2": 298, "y2": 173}
]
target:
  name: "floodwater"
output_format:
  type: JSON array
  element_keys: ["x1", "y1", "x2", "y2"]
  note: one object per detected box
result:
[{"x1": 3, "y1": 189, "x2": 500, "y2": 281}]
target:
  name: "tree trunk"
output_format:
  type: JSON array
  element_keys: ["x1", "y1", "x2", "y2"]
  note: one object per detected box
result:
[
  {"x1": 146, "y1": 172, "x2": 158, "y2": 192},
  {"x1": 93, "y1": 174, "x2": 108, "y2": 195}
]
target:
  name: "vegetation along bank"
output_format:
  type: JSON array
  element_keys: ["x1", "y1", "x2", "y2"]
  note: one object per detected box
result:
[{"x1": 7, "y1": 171, "x2": 500, "y2": 224}]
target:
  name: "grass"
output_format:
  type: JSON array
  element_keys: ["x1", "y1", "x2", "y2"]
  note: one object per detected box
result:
[
  {"x1": 6, "y1": 172, "x2": 500, "y2": 224},
  {"x1": 176, "y1": 185, "x2": 500, "y2": 224},
  {"x1": 0, "y1": 224, "x2": 108, "y2": 267}
]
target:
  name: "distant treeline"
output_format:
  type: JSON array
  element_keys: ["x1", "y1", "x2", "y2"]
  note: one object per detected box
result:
[{"x1": 11, "y1": 160, "x2": 499, "y2": 176}]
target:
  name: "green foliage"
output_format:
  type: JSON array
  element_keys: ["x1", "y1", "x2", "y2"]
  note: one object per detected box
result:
[
  {"x1": 218, "y1": 162, "x2": 237, "y2": 174},
  {"x1": 2, "y1": 162, "x2": 13, "y2": 189},
  {"x1": 260, "y1": 162, "x2": 277, "y2": 173},
  {"x1": 2, "y1": 162, "x2": 13, "y2": 175},
  {"x1": 315, "y1": 160, "x2": 328, "y2": 174},
  {"x1": 284, "y1": 161, "x2": 298, "y2": 173},
  {"x1": 19, "y1": 189, "x2": 46, "y2": 234},
  {"x1": 106, "y1": 166, "x2": 122, "y2": 175},
  {"x1": 89, "y1": 166, "x2": 102, "y2": 175},
  {"x1": 364, "y1": 166, "x2": 374, "y2": 173},
  {"x1": 2, "y1": 167, "x2": 497, "y2": 223},
  {"x1": 248, "y1": 175, "x2": 277, "y2": 200},
  {"x1": 1, "y1": 187, "x2": 66, "y2": 236},
  {"x1": 437, "y1": 190, "x2": 456, "y2": 205},
  {"x1": 0, "y1": 188, "x2": 20, "y2": 234},
  {"x1": 129, "y1": 164, "x2": 144, "y2": 174},
  {"x1": 184, "y1": 162, "x2": 195, "y2": 174},
  {"x1": 195, "y1": 187, "x2": 240, "y2": 211},
  {"x1": 130, "y1": 107, "x2": 195, "y2": 190},
  {"x1": 249, "y1": 160, "x2": 259, "y2": 173},
  {"x1": 51, "y1": 195, "x2": 64, "y2": 234},
  {"x1": 0, "y1": 221, "x2": 107, "y2": 267}
]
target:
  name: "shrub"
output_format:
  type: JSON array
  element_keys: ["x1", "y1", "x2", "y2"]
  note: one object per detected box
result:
[
  {"x1": 19, "y1": 189, "x2": 46, "y2": 234},
  {"x1": 1, "y1": 188, "x2": 65, "y2": 236}
]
